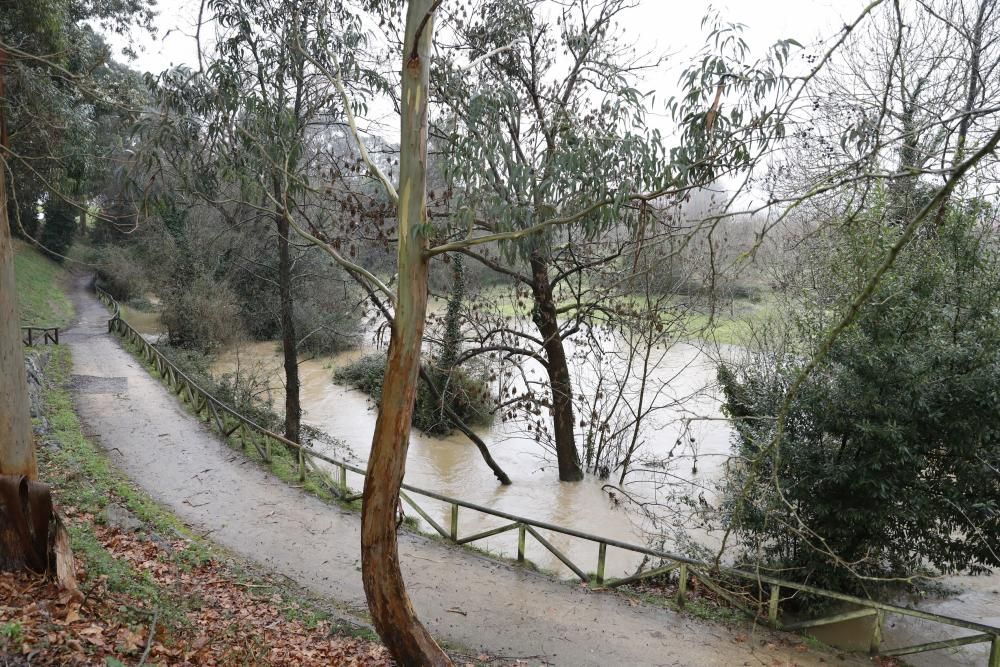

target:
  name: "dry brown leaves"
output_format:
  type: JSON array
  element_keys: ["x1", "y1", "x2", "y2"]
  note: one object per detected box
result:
[{"x1": 0, "y1": 517, "x2": 393, "y2": 666}]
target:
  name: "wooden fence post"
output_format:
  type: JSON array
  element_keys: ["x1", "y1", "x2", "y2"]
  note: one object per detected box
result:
[
  {"x1": 769, "y1": 585, "x2": 781, "y2": 627},
  {"x1": 450, "y1": 504, "x2": 459, "y2": 541},
  {"x1": 676, "y1": 563, "x2": 688, "y2": 606},
  {"x1": 339, "y1": 465, "x2": 347, "y2": 493},
  {"x1": 989, "y1": 635, "x2": 999, "y2": 667},
  {"x1": 596, "y1": 542, "x2": 607, "y2": 585},
  {"x1": 517, "y1": 524, "x2": 526, "y2": 563},
  {"x1": 870, "y1": 609, "x2": 884, "y2": 655}
]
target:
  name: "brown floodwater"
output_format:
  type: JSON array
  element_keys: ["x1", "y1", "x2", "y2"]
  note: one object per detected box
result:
[
  {"x1": 211, "y1": 334, "x2": 733, "y2": 581},
  {"x1": 208, "y1": 332, "x2": 997, "y2": 666}
]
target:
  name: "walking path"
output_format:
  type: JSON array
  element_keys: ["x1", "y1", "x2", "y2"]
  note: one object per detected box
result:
[{"x1": 63, "y1": 274, "x2": 863, "y2": 666}]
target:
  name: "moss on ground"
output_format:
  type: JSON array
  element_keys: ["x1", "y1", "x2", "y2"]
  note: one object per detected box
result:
[{"x1": 13, "y1": 240, "x2": 74, "y2": 327}]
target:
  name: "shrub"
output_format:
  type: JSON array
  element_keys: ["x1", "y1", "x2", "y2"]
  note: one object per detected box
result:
[
  {"x1": 718, "y1": 203, "x2": 1000, "y2": 595},
  {"x1": 334, "y1": 353, "x2": 493, "y2": 435},
  {"x1": 41, "y1": 196, "x2": 77, "y2": 262},
  {"x1": 96, "y1": 244, "x2": 148, "y2": 301},
  {"x1": 160, "y1": 275, "x2": 241, "y2": 350}
]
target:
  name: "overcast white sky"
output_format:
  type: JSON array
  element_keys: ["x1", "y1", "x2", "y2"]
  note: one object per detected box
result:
[
  {"x1": 103, "y1": 0, "x2": 870, "y2": 141},
  {"x1": 109, "y1": 0, "x2": 869, "y2": 75}
]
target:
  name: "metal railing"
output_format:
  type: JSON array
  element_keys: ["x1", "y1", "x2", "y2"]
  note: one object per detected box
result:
[
  {"x1": 21, "y1": 326, "x2": 59, "y2": 346},
  {"x1": 94, "y1": 284, "x2": 1000, "y2": 666}
]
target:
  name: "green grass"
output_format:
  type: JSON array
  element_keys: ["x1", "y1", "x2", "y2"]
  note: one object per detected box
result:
[
  {"x1": 32, "y1": 344, "x2": 374, "y2": 636},
  {"x1": 13, "y1": 240, "x2": 73, "y2": 327},
  {"x1": 463, "y1": 282, "x2": 781, "y2": 346}
]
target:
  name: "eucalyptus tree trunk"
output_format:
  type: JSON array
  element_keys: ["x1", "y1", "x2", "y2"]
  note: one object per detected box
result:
[
  {"x1": 0, "y1": 47, "x2": 36, "y2": 481},
  {"x1": 529, "y1": 251, "x2": 584, "y2": 482},
  {"x1": 360, "y1": 2, "x2": 451, "y2": 664},
  {"x1": 275, "y1": 211, "x2": 301, "y2": 445}
]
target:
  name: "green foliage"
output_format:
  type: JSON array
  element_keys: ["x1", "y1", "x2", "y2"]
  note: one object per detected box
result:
[
  {"x1": 41, "y1": 196, "x2": 78, "y2": 262},
  {"x1": 334, "y1": 353, "x2": 493, "y2": 436},
  {"x1": 12, "y1": 240, "x2": 73, "y2": 326},
  {"x1": 437, "y1": 254, "x2": 465, "y2": 374},
  {"x1": 160, "y1": 274, "x2": 241, "y2": 350},
  {"x1": 718, "y1": 202, "x2": 1000, "y2": 594}
]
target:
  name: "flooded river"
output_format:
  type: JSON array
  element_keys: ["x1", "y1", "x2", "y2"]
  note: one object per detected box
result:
[
  {"x1": 211, "y1": 335, "x2": 733, "y2": 581},
  {"x1": 206, "y1": 331, "x2": 997, "y2": 666}
]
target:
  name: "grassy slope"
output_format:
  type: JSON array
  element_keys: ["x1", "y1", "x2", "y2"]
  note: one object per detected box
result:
[
  {"x1": 5, "y1": 344, "x2": 391, "y2": 665},
  {"x1": 13, "y1": 239, "x2": 74, "y2": 327},
  {"x1": 2, "y1": 261, "x2": 391, "y2": 663}
]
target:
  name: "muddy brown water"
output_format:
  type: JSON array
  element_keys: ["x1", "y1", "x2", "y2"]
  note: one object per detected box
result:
[
  {"x1": 66, "y1": 276, "x2": 865, "y2": 666},
  {"x1": 210, "y1": 332, "x2": 999, "y2": 667},
  {"x1": 211, "y1": 336, "x2": 734, "y2": 581}
]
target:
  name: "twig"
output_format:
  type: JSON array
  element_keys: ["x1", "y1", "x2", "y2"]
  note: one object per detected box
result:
[{"x1": 138, "y1": 607, "x2": 158, "y2": 666}]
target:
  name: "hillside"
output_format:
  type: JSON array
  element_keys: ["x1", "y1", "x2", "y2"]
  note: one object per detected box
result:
[{"x1": 13, "y1": 240, "x2": 74, "y2": 327}]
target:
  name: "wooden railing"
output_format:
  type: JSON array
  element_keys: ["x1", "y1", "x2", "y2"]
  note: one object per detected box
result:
[
  {"x1": 94, "y1": 284, "x2": 1000, "y2": 666},
  {"x1": 21, "y1": 326, "x2": 59, "y2": 346}
]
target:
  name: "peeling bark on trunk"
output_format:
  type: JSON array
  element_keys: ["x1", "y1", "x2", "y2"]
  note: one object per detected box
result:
[
  {"x1": 0, "y1": 47, "x2": 37, "y2": 482},
  {"x1": 360, "y1": 2, "x2": 451, "y2": 664},
  {"x1": 529, "y1": 252, "x2": 584, "y2": 482},
  {"x1": 276, "y1": 212, "x2": 301, "y2": 446}
]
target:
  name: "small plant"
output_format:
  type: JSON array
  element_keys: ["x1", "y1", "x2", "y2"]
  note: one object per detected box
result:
[
  {"x1": 334, "y1": 353, "x2": 494, "y2": 435},
  {"x1": 0, "y1": 621, "x2": 23, "y2": 646}
]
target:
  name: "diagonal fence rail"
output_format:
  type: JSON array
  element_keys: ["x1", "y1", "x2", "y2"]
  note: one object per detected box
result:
[
  {"x1": 94, "y1": 284, "x2": 1000, "y2": 666},
  {"x1": 21, "y1": 326, "x2": 60, "y2": 346}
]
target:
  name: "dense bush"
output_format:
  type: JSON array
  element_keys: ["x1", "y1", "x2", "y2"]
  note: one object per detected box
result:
[
  {"x1": 718, "y1": 203, "x2": 1000, "y2": 595},
  {"x1": 334, "y1": 353, "x2": 493, "y2": 435},
  {"x1": 160, "y1": 275, "x2": 241, "y2": 350},
  {"x1": 41, "y1": 196, "x2": 77, "y2": 262},
  {"x1": 96, "y1": 244, "x2": 148, "y2": 301}
]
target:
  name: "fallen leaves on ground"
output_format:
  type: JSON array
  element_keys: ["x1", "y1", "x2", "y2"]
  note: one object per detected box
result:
[{"x1": 0, "y1": 516, "x2": 393, "y2": 666}]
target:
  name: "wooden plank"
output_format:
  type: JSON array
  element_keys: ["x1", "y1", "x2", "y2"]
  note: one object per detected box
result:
[
  {"x1": 605, "y1": 562, "x2": 680, "y2": 589},
  {"x1": 456, "y1": 522, "x2": 519, "y2": 546},
  {"x1": 781, "y1": 608, "x2": 876, "y2": 631},
  {"x1": 517, "y1": 524, "x2": 525, "y2": 563},
  {"x1": 879, "y1": 632, "x2": 992, "y2": 658},
  {"x1": 687, "y1": 567, "x2": 755, "y2": 617},
  {"x1": 524, "y1": 525, "x2": 588, "y2": 583},
  {"x1": 399, "y1": 491, "x2": 449, "y2": 538}
]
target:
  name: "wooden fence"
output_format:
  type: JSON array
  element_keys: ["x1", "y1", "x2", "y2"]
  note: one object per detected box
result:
[
  {"x1": 21, "y1": 326, "x2": 59, "y2": 346},
  {"x1": 94, "y1": 284, "x2": 1000, "y2": 666}
]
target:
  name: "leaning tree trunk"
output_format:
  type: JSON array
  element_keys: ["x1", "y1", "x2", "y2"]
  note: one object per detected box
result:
[
  {"x1": 529, "y1": 252, "x2": 584, "y2": 482},
  {"x1": 360, "y1": 2, "x2": 451, "y2": 664},
  {"x1": 0, "y1": 47, "x2": 35, "y2": 481},
  {"x1": 275, "y1": 211, "x2": 302, "y2": 445}
]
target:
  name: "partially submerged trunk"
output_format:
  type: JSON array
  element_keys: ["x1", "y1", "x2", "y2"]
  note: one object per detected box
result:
[
  {"x1": 529, "y1": 252, "x2": 584, "y2": 482},
  {"x1": 360, "y1": 2, "x2": 451, "y2": 664},
  {"x1": 276, "y1": 212, "x2": 302, "y2": 445}
]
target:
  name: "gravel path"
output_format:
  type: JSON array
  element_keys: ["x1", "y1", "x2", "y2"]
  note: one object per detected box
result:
[{"x1": 64, "y1": 275, "x2": 865, "y2": 666}]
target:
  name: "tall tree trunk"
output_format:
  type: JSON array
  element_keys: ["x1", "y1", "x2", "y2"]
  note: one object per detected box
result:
[
  {"x1": 529, "y1": 252, "x2": 584, "y2": 482},
  {"x1": 275, "y1": 212, "x2": 301, "y2": 445},
  {"x1": 360, "y1": 2, "x2": 451, "y2": 664},
  {"x1": 0, "y1": 47, "x2": 36, "y2": 480}
]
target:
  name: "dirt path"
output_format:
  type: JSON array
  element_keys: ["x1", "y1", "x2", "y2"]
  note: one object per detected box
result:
[{"x1": 63, "y1": 275, "x2": 865, "y2": 667}]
